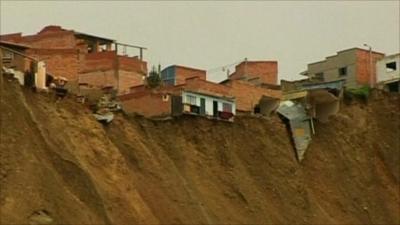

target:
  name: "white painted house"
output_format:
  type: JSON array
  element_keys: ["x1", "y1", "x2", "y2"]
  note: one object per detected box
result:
[
  {"x1": 376, "y1": 53, "x2": 400, "y2": 92},
  {"x1": 181, "y1": 90, "x2": 236, "y2": 120}
]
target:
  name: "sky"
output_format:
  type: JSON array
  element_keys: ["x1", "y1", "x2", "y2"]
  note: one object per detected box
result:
[{"x1": 1, "y1": 1, "x2": 399, "y2": 82}]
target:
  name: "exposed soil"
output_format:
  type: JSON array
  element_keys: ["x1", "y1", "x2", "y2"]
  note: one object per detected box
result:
[{"x1": 1, "y1": 77, "x2": 399, "y2": 225}]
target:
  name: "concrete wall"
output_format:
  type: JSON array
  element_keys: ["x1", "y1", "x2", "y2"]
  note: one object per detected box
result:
[
  {"x1": 307, "y1": 48, "x2": 384, "y2": 88},
  {"x1": 376, "y1": 53, "x2": 400, "y2": 83},
  {"x1": 308, "y1": 49, "x2": 357, "y2": 87}
]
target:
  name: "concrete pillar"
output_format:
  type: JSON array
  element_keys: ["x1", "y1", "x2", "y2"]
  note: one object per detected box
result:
[
  {"x1": 35, "y1": 61, "x2": 47, "y2": 90},
  {"x1": 106, "y1": 43, "x2": 112, "y2": 51}
]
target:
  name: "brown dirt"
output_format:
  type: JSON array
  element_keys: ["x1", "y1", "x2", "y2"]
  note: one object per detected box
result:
[{"x1": 1, "y1": 77, "x2": 399, "y2": 225}]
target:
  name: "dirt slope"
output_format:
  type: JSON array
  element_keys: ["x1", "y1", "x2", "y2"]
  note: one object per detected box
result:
[{"x1": 1, "y1": 77, "x2": 399, "y2": 225}]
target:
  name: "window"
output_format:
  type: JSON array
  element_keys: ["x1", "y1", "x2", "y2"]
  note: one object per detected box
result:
[
  {"x1": 186, "y1": 95, "x2": 196, "y2": 105},
  {"x1": 162, "y1": 94, "x2": 169, "y2": 102},
  {"x1": 314, "y1": 72, "x2": 324, "y2": 80},
  {"x1": 386, "y1": 62, "x2": 397, "y2": 72},
  {"x1": 338, "y1": 67, "x2": 347, "y2": 76},
  {"x1": 222, "y1": 103, "x2": 232, "y2": 112}
]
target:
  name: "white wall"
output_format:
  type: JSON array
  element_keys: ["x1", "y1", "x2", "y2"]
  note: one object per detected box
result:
[
  {"x1": 182, "y1": 91, "x2": 236, "y2": 116},
  {"x1": 376, "y1": 54, "x2": 400, "y2": 83}
]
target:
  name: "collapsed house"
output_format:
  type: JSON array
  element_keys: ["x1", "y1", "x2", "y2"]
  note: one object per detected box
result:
[
  {"x1": 1, "y1": 25, "x2": 147, "y2": 96},
  {"x1": 279, "y1": 79, "x2": 345, "y2": 161},
  {"x1": 375, "y1": 53, "x2": 400, "y2": 92},
  {"x1": 1, "y1": 41, "x2": 47, "y2": 90},
  {"x1": 220, "y1": 60, "x2": 282, "y2": 115}
]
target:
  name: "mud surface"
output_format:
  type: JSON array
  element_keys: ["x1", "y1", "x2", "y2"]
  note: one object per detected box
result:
[{"x1": 1, "y1": 78, "x2": 399, "y2": 224}]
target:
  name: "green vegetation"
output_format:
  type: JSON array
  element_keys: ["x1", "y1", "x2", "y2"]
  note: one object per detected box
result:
[
  {"x1": 344, "y1": 85, "x2": 371, "y2": 103},
  {"x1": 146, "y1": 66, "x2": 161, "y2": 88}
]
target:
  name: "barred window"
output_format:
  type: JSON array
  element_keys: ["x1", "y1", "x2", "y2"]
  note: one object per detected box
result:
[
  {"x1": 223, "y1": 103, "x2": 232, "y2": 112},
  {"x1": 186, "y1": 95, "x2": 196, "y2": 105}
]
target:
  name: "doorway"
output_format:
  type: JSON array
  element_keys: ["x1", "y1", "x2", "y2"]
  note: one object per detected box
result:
[{"x1": 213, "y1": 101, "x2": 218, "y2": 117}]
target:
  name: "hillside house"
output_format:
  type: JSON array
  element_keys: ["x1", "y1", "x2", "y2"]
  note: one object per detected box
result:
[
  {"x1": 221, "y1": 79, "x2": 281, "y2": 116},
  {"x1": 119, "y1": 77, "x2": 236, "y2": 121},
  {"x1": 301, "y1": 48, "x2": 385, "y2": 88},
  {"x1": 161, "y1": 65, "x2": 206, "y2": 86},
  {"x1": 376, "y1": 53, "x2": 400, "y2": 92},
  {"x1": 1, "y1": 25, "x2": 147, "y2": 94}
]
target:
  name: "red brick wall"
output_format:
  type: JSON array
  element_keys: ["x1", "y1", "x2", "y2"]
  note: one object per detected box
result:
[
  {"x1": 80, "y1": 51, "x2": 116, "y2": 73},
  {"x1": 175, "y1": 66, "x2": 206, "y2": 85},
  {"x1": 119, "y1": 56, "x2": 148, "y2": 74},
  {"x1": 224, "y1": 80, "x2": 281, "y2": 112},
  {"x1": 230, "y1": 61, "x2": 278, "y2": 85},
  {"x1": 27, "y1": 48, "x2": 79, "y2": 81},
  {"x1": 356, "y1": 50, "x2": 385, "y2": 86},
  {"x1": 79, "y1": 69, "x2": 116, "y2": 88},
  {"x1": 118, "y1": 70, "x2": 145, "y2": 94},
  {"x1": 120, "y1": 92, "x2": 172, "y2": 117},
  {"x1": 184, "y1": 77, "x2": 231, "y2": 97},
  {"x1": 79, "y1": 69, "x2": 144, "y2": 94},
  {"x1": 17, "y1": 32, "x2": 76, "y2": 49}
]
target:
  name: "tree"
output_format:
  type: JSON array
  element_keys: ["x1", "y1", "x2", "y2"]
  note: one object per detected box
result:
[{"x1": 146, "y1": 66, "x2": 161, "y2": 88}]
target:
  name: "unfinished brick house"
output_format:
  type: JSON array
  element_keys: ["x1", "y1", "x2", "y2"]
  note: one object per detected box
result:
[
  {"x1": 119, "y1": 77, "x2": 236, "y2": 120},
  {"x1": 161, "y1": 65, "x2": 206, "y2": 85},
  {"x1": 221, "y1": 79, "x2": 281, "y2": 115},
  {"x1": 301, "y1": 47, "x2": 385, "y2": 88},
  {"x1": 0, "y1": 25, "x2": 147, "y2": 94},
  {"x1": 228, "y1": 60, "x2": 278, "y2": 85}
]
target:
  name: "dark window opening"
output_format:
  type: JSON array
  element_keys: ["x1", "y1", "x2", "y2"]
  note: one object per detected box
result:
[
  {"x1": 314, "y1": 72, "x2": 324, "y2": 81},
  {"x1": 338, "y1": 67, "x2": 347, "y2": 76},
  {"x1": 254, "y1": 105, "x2": 261, "y2": 114},
  {"x1": 386, "y1": 62, "x2": 397, "y2": 72}
]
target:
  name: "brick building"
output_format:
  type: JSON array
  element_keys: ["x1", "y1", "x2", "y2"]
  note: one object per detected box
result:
[
  {"x1": 1, "y1": 25, "x2": 147, "y2": 93},
  {"x1": 228, "y1": 60, "x2": 278, "y2": 85},
  {"x1": 302, "y1": 47, "x2": 385, "y2": 88},
  {"x1": 221, "y1": 79, "x2": 281, "y2": 115},
  {"x1": 161, "y1": 65, "x2": 206, "y2": 85},
  {"x1": 119, "y1": 77, "x2": 235, "y2": 120}
]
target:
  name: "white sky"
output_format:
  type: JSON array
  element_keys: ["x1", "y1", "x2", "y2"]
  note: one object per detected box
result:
[{"x1": 1, "y1": 1, "x2": 399, "y2": 82}]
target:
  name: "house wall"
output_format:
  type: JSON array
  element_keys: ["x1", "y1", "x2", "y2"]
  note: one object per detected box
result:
[
  {"x1": 120, "y1": 92, "x2": 172, "y2": 117},
  {"x1": 307, "y1": 48, "x2": 385, "y2": 88},
  {"x1": 27, "y1": 48, "x2": 79, "y2": 81},
  {"x1": 376, "y1": 54, "x2": 400, "y2": 83},
  {"x1": 184, "y1": 77, "x2": 231, "y2": 97},
  {"x1": 182, "y1": 91, "x2": 236, "y2": 116},
  {"x1": 308, "y1": 50, "x2": 357, "y2": 87},
  {"x1": 79, "y1": 52, "x2": 146, "y2": 93},
  {"x1": 224, "y1": 80, "x2": 282, "y2": 112},
  {"x1": 229, "y1": 61, "x2": 278, "y2": 85},
  {"x1": 1, "y1": 48, "x2": 30, "y2": 72},
  {"x1": 175, "y1": 67, "x2": 206, "y2": 85},
  {"x1": 161, "y1": 66, "x2": 176, "y2": 85},
  {"x1": 161, "y1": 66, "x2": 206, "y2": 85}
]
